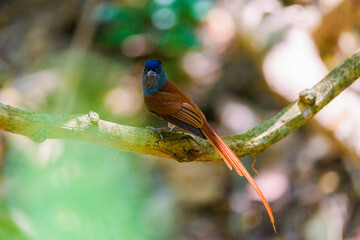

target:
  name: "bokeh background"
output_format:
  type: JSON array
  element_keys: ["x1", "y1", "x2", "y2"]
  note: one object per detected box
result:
[{"x1": 0, "y1": 0, "x2": 360, "y2": 239}]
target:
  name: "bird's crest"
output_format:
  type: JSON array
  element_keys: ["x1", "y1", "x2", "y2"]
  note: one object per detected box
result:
[{"x1": 145, "y1": 60, "x2": 162, "y2": 70}]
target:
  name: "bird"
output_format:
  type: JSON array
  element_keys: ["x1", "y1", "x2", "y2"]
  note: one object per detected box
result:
[{"x1": 142, "y1": 59, "x2": 276, "y2": 232}]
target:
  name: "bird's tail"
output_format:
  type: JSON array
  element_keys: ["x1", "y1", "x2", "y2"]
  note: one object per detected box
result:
[{"x1": 201, "y1": 122, "x2": 276, "y2": 232}]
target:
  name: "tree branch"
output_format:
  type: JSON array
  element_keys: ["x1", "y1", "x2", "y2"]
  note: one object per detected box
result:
[{"x1": 1, "y1": 50, "x2": 360, "y2": 162}]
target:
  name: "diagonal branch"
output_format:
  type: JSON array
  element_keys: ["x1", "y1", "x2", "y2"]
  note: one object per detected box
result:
[{"x1": 0, "y1": 50, "x2": 360, "y2": 162}]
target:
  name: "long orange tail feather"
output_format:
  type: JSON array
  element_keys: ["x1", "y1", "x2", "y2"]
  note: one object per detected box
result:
[{"x1": 201, "y1": 122, "x2": 276, "y2": 232}]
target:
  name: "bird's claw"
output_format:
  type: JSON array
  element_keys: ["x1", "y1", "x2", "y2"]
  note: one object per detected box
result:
[{"x1": 146, "y1": 126, "x2": 164, "y2": 141}]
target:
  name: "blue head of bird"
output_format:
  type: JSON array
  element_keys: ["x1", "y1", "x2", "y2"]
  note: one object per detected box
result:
[{"x1": 142, "y1": 60, "x2": 168, "y2": 96}]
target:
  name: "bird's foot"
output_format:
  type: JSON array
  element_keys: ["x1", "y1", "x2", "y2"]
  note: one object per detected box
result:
[
  {"x1": 167, "y1": 123, "x2": 176, "y2": 131},
  {"x1": 146, "y1": 125, "x2": 178, "y2": 141},
  {"x1": 146, "y1": 126, "x2": 165, "y2": 141}
]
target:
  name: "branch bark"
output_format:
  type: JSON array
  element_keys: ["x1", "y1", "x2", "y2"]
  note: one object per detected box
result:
[{"x1": 1, "y1": 50, "x2": 360, "y2": 162}]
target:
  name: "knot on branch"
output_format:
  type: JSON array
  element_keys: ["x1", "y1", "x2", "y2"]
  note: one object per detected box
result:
[
  {"x1": 299, "y1": 89, "x2": 316, "y2": 105},
  {"x1": 88, "y1": 111, "x2": 100, "y2": 124}
]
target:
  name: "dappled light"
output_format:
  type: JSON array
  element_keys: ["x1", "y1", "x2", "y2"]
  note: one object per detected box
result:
[
  {"x1": 122, "y1": 34, "x2": 153, "y2": 57},
  {"x1": 0, "y1": 0, "x2": 360, "y2": 239},
  {"x1": 263, "y1": 28, "x2": 328, "y2": 99},
  {"x1": 218, "y1": 100, "x2": 260, "y2": 133},
  {"x1": 152, "y1": 8, "x2": 177, "y2": 30},
  {"x1": 206, "y1": 8, "x2": 235, "y2": 44},
  {"x1": 247, "y1": 169, "x2": 288, "y2": 202},
  {"x1": 182, "y1": 51, "x2": 219, "y2": 83},
  {"x1": 104, "y1": 86, "x2": 142, "y2": 117}
]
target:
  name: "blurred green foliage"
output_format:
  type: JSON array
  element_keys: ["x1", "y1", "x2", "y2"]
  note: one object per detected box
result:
[
  {"x1": 1, "y1": 0, "x2": 360, "y2": 239},
  {"x1": 0, "y1": 202, "x2": 27, "y2": 240},
  {"x1": 94, "y1": 0, "x2": 213, "y2": 56},
  {"x1": 1, "y1": 0, "x2": 212, "y2": 238},
  {"x1": 4, "y1": 140, "x2": 174, "y2": 240}
]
